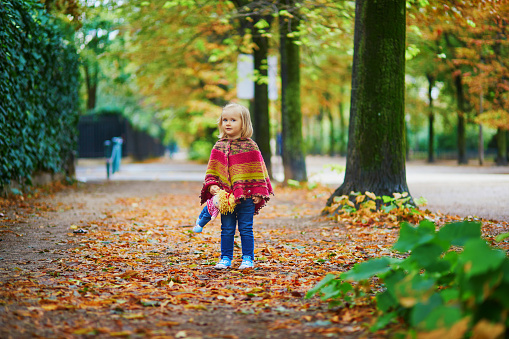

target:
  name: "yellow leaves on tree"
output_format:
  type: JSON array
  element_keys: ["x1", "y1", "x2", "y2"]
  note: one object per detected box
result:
[{"x1": 475, "y1": 110, "x2": 509, "y2": 130}]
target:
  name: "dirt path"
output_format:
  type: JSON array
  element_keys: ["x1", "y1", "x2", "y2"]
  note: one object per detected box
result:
[
  {"x1": 0, "y1": 182, "x2": 199, "y2": 272},
  {"x1": 1, "y1": 181, "x2": 381, "y2": 338},
  {"x1": 1, "y1": 180, "x2": 507, "y2": 338}
]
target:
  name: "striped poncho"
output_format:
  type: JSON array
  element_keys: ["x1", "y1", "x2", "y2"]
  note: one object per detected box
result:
[{"x1": 200, "y1": 138, "x2": 273, "y2": 215}]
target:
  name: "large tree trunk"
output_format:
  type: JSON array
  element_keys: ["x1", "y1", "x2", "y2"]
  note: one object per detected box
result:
[
  {"x1": 280, "y1": 11, "x2": 307, "y2": 182},
  {"x1": 327, "y1": 0, "x2": 409, "y2": 206},
  {"x1": 252, "y1": 33, "x2": 272, "y2": 178},
  {"x1": 454, "y1": 74, "x2": 468, "y2": 164},
  {"x1": 427, "y1": 74, "x2": 435, "y2": 163}
]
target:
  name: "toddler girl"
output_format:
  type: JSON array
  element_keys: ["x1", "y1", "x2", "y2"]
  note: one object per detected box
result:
[{"x1": 199, "y1": 103, "x2": 273, "y2": 269}]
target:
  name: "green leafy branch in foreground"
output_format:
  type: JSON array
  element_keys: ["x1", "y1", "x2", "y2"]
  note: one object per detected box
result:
[{"x1": 307, "y1": 220, "x2": 509, "y2": 337}]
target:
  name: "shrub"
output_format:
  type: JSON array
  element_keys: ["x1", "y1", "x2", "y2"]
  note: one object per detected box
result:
[{"x1": 307, "y1": 220, "x2": 509, "y2": 337}]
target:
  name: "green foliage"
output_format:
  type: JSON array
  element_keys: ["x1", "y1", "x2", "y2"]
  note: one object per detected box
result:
[
  {"x1": 0, "y1": 0, "x2": 80, "y2": 189},
  {"x1": 307, "y1": 220, "x2": 509, "y2": 335},
  {"x1": 323, "y1": 164, "x2": 346, "y2": 174},
  {"x1": 305, "y1": 273, "x2": 357, "y2": 308},
  {"x1": 188, "y1": 139, "x2": 213, "y2": 163},
  {"x1": 287, "y1": 179, "x2": 301, "y2": 188}
]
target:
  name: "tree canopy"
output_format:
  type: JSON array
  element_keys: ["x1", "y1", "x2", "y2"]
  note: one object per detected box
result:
[{"x1": 45, "y1": 0, "x2": 509, "y2": 169}]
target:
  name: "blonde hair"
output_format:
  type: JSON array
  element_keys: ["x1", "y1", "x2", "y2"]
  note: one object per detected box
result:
[{"x1": 217, "y1": 103, "x2": 253, "y2": 139}]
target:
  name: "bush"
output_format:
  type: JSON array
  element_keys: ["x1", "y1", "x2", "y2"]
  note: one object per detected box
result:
[
  {"x1": 188, "y1": 139, "x2": 213, "y2": 163},
  {"x1": 0, "y1": 0, "x2": 80, "y2": 189},
  {"x1": 307, "y1": 220, "x2": 509, "y2": 337}
]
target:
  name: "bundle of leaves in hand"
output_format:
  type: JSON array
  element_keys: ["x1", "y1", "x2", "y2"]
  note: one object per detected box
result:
[{"x1": 307, "y1": 220, "x2": 509, "y2": 337}]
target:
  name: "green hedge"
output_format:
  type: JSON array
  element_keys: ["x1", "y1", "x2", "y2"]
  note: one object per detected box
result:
[{"x1": 0, "y1": 0, "x2": 80, "y2": 189}]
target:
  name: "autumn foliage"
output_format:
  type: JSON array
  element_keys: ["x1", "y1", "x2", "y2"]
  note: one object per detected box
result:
[{"x1": 410, "y1": 0, "x2": 509, "y2": 131}]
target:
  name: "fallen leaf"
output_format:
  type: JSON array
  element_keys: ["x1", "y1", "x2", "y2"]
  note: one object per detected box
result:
[
  {"x1": 156, "y1": 321, "x2": 180, "y2": 327},
  {"x1": 122, "y1": 313, "x2": 145, "y2": 319}
]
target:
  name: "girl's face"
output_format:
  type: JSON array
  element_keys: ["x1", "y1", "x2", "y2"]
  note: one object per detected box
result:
[{"x1": 221, "y1": 109, "x2": 243, "y2": 139}]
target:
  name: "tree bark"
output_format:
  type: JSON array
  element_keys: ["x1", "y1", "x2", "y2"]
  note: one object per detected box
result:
[
  {"x1": 252, "y1": 33, "x2": 272, "y2": 178},
  {"x1": 454, "y1": 74, "x2": 468, "y2": 164},
  {"x1": 280, "y1": 11, "x2": 307, "y2": 182},
  {"x1": 426, "y1": 74, "x2": 435, "y2": 163},
  {"x1": 327, "y1": 0, "x2": 409, "y2": 206}
]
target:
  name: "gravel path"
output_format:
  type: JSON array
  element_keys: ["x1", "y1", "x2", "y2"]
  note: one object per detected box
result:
[
  {"x1": 406, "y1": 161, "x2": 509, "y2": 222},
  {"x1": 78, "y1": 156, "x2": 509, "y2": 222}
]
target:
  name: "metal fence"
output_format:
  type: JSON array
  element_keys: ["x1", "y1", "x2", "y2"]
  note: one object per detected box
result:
[{"x1": 78, "y1": 114, "x2": 165, "y2": 160}]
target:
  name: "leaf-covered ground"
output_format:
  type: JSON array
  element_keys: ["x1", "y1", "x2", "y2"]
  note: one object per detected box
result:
[{"x1": 0, "y1": 181, "x2": 508, "y2": 338}]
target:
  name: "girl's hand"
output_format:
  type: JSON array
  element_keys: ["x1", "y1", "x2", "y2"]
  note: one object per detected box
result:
[
  {"x1": 209, "y1": 185, "x2": 220, "y2": 195},
  {"x1": 252, "y1": 196, "x2": 262, "y2": 204}
]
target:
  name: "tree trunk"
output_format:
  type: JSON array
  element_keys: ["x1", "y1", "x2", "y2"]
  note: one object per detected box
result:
[
  {"x1": 252, "y1": 33, "x2": 272, "y2": 178},
  {"x1": 316, "y1": 108, "x2": 324, "y2": 155},
  {"x1": 280, "y1": 11, "x2": 307, "y2": 182},
  {"x1": 327, "y1": 0, "x2": 409, "y2": 206},
  {"x1": 338, "y1": 97, "x2": 346, "y2": 155},
  {"x1": 327, "y1": 106, "x2": 335, "y2": 157},
  {"x1": 426, "y1": 74, "x2": 435, "y2": 163},
  {"x1": 496, "y1": 128, "x2": 508, "y2": 166},
  {"x1": 478, "y1": 89, "x2": 484, "y2": 165},
  {"x1": 454, "y1": 74, "x2": 468, "y2": 164},
  {"x1": 84, "y1": 61, "x2": 98, "y2": 111},
  {"x1": 507, "y1": 130, "x2": 509, "y2": 163}
]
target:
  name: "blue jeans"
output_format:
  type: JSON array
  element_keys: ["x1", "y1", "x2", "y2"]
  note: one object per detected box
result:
[{"x1": 220, "y1": 198, "x2": 255, "y2": 261}]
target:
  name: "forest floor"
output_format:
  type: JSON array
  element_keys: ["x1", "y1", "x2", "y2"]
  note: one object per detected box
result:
[{"x1": 0, "y1": 176, "x2": 508, "y2": 338}]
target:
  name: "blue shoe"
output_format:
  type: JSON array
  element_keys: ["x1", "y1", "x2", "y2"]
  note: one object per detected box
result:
[
  {"x1": 238, "y1": 255, "x2": 254, "y2": 270},
  {"x1": 193, "y1": 218, "x2": 203, "y2": 233},
  {"x1": 214, "y1": 257, "x2": 231, "y2": 269}
]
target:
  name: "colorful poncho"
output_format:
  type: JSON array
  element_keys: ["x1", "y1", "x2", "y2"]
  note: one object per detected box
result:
[{"x1": 200, "y1": 138, "x2": 273, "y2": 215}]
